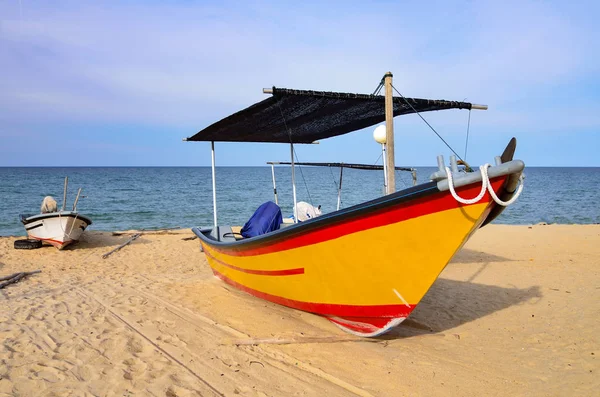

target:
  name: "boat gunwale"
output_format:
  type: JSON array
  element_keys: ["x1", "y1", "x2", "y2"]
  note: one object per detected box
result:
[
  {"x1": 194, "y1": 180, "x2": 442, "y2": 250},
  {"x1": 21, "y1": 211, "x2": 93, "y2": 226},
  {"x1": 194, "y1": 161, "x2": 523, "y2": 252}
]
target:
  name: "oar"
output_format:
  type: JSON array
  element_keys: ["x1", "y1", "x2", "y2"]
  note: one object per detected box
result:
[
  {"x1": 0, "y1": 270, "x2": 41, "y2": 289},
  {"x1": 101, "y1": 233, "x2": 142, "y2": 259}
]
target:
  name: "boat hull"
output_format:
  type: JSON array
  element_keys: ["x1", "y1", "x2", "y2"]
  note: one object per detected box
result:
[
  {"x1": 21, "y1": 212, "x2": 92, "y2": 250},
  {"x1": 194, "y1": 167, "x2": 522, "y2": 336}
]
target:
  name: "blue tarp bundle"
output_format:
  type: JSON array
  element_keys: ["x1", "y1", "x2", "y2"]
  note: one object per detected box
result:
[{"x1": 241, "y1": 201, "x2": 283, "y2": 238}]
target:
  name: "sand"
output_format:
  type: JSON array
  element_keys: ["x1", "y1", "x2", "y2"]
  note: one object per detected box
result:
[{"x1": 0, "y1": 224, "x2": 598, "y2": 396}]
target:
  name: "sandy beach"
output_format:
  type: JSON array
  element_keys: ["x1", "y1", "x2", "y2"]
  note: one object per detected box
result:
[{"x1": 0, "y1": 224, "x2": 598, "y2": 396}]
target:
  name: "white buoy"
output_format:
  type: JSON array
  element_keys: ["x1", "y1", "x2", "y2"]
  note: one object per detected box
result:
[{"x1": 373, "y1": 124, "x2": 387, "y2": 144}]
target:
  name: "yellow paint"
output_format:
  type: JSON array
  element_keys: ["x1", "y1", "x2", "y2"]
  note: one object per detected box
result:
[{"x1": 204, "y1": 203, "x2": 490, "y2": 307}]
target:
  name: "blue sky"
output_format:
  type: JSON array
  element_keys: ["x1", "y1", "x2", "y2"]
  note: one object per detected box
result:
[{"x1": 1, "y1": 0, "x2": 599, "y2": 166}]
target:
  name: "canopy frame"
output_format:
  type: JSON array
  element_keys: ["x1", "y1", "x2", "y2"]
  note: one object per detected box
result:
[
  {"x1": 186, "y1": 73, "x2": 487, "y2": 227},
  {"x1": 266, "y1": 161, "x2": 418, "y2": 211}
]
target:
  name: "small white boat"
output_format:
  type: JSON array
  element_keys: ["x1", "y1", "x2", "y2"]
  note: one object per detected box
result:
[
  {"x1": 20, "y1": 211, "x2": 92, "y2": 250},
  {"x1": 20, "y1": 177, "x2": 92, "y2": 250}
]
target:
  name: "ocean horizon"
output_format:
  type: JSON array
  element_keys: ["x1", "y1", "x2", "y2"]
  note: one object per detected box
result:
[{"x1": 1, "y1": 166, "x2": 598, "y2": 236}]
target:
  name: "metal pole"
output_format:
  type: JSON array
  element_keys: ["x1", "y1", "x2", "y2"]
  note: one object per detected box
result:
[
  {"x1": 381, "y1": 143, "x2": 388, "y2": 194},
  {"x1": 336, "y1": 166, "x2": 344, "y2": 211},
  {"x1": 72, "y1": 188, "x2": 82, "y2": 211},
  {"x1": 61, "y1": 176, "x2": 68, "y2": 211},
  {"x1": 384, "y1": 72, "x2": 395, "y2": 194},
  {"x1": 211, "y1": 141, "x2": 217, "y2": 227},
  {"x1": 271, "y1": 164, "x2": 278, "y2": 205},
  {"x1": 290, "y1": 143, "x2": 298, "y2": 223}
]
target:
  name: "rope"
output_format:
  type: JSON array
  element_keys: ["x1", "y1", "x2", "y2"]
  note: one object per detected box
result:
[
  {"x1": 328, "y1": 166, "x2": 339, "y2": 189},
  {"x1": 372, "y1": 152, "x2": 383, "y2": 167},
  {"x1": 372, "y1": 80, "x2": 384, "y2": 96},
  {"x1": 292, "y1": 146, "x2": 314, "y2": 206},
  {"x1": 391, "y1": 84, "x2": 463, "y2": 161},
  {"x1": 396, "y1": 170, "x2": 409, "y2": 189},
  {"x1": 58, "y1": 210, "x2": 80, "y2": 242},
  {"x1": 464, "y1": 109, "x2": 471, "y2": 161},
  {"x1": 446, "y1": 166, "x2": 488, "y2": 205},
  {"x1": 445, "y1": 164, "x2": 524, "y2": 207},
  {"x1": 276, "y1": 101, "x2": 314, "y2": 208},
  {"x1": 485, "y1": 168, "x2": 524, "y2": 207}
]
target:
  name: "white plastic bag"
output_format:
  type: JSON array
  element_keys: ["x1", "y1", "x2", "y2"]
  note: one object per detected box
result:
[{"x1": 294, "y1": 201, "x2": 322, "y2": 222}]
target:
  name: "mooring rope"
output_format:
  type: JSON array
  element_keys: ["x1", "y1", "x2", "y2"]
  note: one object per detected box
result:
[{"x1": 445, "y1": 164, "x2": 524, "y2": 207}]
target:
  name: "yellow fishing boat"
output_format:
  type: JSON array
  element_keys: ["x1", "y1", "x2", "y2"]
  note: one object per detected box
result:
[{"x1": 186, "y1": 73, "x2": 524, "y2": 336}]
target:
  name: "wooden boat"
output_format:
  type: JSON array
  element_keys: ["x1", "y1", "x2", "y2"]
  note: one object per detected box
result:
[
  {"x1": 21, "y1": 211, "x2": 92, "y2": 250},
  {"x1": 186, "y1": 74, "x2": 524, "y2": 336},
  {"x1": 20, "y1": 177, "x2": 92, "y2": 250}
]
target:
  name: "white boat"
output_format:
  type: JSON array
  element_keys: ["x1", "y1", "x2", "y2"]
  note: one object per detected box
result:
[
  {"x1": 20, "y1": 177, "x2": 92, "y2": 250},
  {"x1": 20, "y1": 211, "x2": 92, "y2": 250}
]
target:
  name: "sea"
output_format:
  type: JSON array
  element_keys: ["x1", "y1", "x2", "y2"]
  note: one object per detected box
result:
[{"x1": 0, "y1": 167, "x2": 598, "y2": 236}]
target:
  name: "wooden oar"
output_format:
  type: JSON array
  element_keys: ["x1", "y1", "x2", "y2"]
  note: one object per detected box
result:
[
  {"x1": 0, "y1": 270, "x2": 41, "y2": 289},
  {"x1": 102, "y1": 233, "x2": 141, "y2": 259}
]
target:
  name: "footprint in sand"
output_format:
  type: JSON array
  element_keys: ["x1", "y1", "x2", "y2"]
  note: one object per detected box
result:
[
  {"x1": 122, "y1": 357, "x2": 148, "y2": 380},
  {"x1": 156, "y1": 334, "x2": 186, "y2": 348},
  {"x1": 126, "y1": 336, "x2": 148, "y2": 355},
  {"x1": 166, "y1": 384, "x2": 195, "y2": 397}
]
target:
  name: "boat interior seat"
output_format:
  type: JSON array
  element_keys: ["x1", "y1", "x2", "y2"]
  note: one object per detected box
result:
[{"x1": 209, "y1": 226, "x2": 243, "y2": 242}]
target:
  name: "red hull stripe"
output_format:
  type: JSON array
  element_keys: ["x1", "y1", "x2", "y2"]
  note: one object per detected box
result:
[
  {"x1": 328, "y1": 315, "x2": 400, "y2": 329},
  {"x1": 212, "y1": 268, "x2": 415, "y2": 318},
  {"x1": 29, "y1": 236, "x2": 72, "y2": 246},
  {"x1": 205, "y1": 249, "x2": 304, "y2": 276},
  {"x1": 212, "y1": 178, "x2": 506, "y2": 257}
]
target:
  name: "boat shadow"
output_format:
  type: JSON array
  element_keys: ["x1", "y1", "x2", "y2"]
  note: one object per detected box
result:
[
  {"x1": 451, "y1": 248, "x2": 512, "y2": 263},
  {"x1": 381, "y1": 278, "x2": 542, "y2": 339},
  {"x1": 60, "y1": 232, "x2": 152, "y2": 251}
]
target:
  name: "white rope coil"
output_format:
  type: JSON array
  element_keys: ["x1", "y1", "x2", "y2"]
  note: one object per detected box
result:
[{"x1": 445, "y1": 164, "x2": 524, "y2": 207}]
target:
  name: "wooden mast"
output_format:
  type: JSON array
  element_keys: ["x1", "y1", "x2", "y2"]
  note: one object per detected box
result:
[{"x1": 384, "y1": 72, "x2": 395, "y2": 194}]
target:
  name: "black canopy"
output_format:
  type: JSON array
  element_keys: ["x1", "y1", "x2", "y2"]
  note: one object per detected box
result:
[{"x1": 186, "y1": 87, "x2": 474, "y2": 144}]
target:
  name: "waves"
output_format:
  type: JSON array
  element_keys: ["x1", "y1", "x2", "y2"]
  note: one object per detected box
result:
[{"x1": 0, "y1": 166, "x2": 598, "y2": 236}]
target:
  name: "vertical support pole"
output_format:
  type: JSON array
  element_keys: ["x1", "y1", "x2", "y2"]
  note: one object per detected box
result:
[
  {"x1": 384, "y1": 72, "x2": 395, "y2": 194},
  {"x1": 336, "y1": 166, "x2": 344, "y2": 211},
  {"x1": 61, "y1": 176, "x2": 68, "y2": 211},
  {"x1": 290, "y1": 143, "x2": 298, "y2": 223},
  {"x1": 211, "y1": 141, "x2": 218, "y2": 227},
  {"x1": 450, "y1": 155, "x2": 459, "y2": 174},
  {"x1": 437, "y1": 155, "x2": 445, "y2": 174},
  {"x1": 72, "y1": 188, "x2": 82, "y2": 211},
  {"x1": 381, "y1": 143, "x2": 388, "y2": 194},
  {"x1": 271, "y1": 164, "x2": 278, "y2": 205}
]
